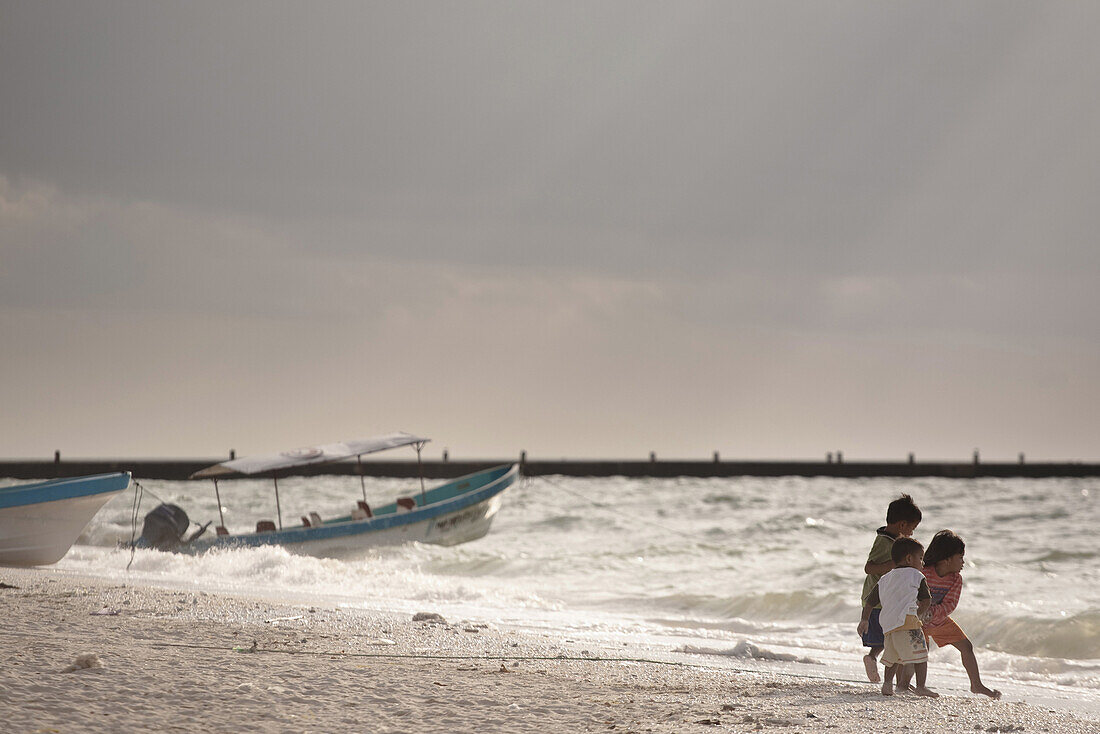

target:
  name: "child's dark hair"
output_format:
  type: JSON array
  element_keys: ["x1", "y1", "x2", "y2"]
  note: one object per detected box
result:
[
  {"x1": 923, "y1": 530, "x2": 965, "y2": 567},
  {"x1": 891, "y1": 537, "x2": 924, "y2": 564},
  {"x1": 886, "y1": 494, "x2": 922, "y2": 524}
]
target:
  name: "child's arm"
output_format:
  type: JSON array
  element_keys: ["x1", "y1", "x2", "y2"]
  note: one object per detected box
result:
[
  {"x1": 927, "y1": 573, "x2": 963, "y2": 627},
  {"x1": 857, "y1": 604, "x2": 873, "y2": 635},
  {"x1": 917, "y1": 578, "x2": 932, "y2": 622},
  {"x1": 863, "y1": 535, "x2": 895, "y2": 576},
  {"x1": 864, "y1": 559, "x2": 895, "y2": 575},
  {"x1": 857, "y1": 586, "x2": 881, "y2": 634}
]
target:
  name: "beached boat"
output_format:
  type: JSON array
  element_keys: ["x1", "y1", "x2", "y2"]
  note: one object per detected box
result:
[
  {"x1": 137, "y1": 432, "x2": 517, "y2": 556},
  {"x1": 0, "y1": 472, "x2": 132, "y2": 566}
]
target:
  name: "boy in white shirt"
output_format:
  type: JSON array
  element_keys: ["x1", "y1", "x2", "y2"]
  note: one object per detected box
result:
[{"x1": 858, "y1": 537, "x2": 938, "y2": 697}]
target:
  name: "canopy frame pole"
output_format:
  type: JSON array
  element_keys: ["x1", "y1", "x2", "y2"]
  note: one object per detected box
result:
[
  {"x1": 213, "y1": 479, "x2": 226, "y2": 528},
  {"x1": 414, "y1": 441, "x2": 427, "y2": 504},
  {"x1": 273, "y1": 475, "x2": 283, "y2": 530},
  {"x1": 357, "y1": 454, "x2": 367, "y2": 503}
]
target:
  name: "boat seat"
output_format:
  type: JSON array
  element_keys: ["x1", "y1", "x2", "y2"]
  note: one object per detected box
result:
[
  {"x1": 309, "y1": 512, "x2": 323, "y2": 526},
  {"x1": 396, "y1": 497, "x2": 417, "y2": 512},
  {"x1": 256, "y1": 520, "x2": 277, "y2": 533},
  {"x1": 351, "y1": 501, "x2": 372, "y2": 521},
  {"x1": 215, "y1": 525, "x2": 229, "y2": 536}
]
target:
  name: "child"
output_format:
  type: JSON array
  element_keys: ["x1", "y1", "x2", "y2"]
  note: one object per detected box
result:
[
  {"x1": 921, "y1": 529, "x2": 1001, "y2": 699},
  {"x1": 858, "y1": 537, "x2": 938, "y2": 697},
  {"x1": 860, "y1": 494, "x2": 922, "y2": 682}
]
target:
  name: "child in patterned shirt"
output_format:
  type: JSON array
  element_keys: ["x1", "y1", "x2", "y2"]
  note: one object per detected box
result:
[{"x1": 920, "y1": 529, "x2": 1001, "y2": 699}]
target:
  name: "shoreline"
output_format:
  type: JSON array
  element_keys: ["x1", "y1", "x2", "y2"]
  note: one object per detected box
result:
[{"x1": 2, "y1": 567, "x2": 1096, "y2": 733}]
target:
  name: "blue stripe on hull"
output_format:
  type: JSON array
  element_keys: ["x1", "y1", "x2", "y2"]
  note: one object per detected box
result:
[{"x1": 0, "y1": 473, "x2": 132, "y2": 510}]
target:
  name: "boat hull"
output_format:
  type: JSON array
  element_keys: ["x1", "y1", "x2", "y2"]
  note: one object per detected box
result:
[
  {"x1": 0, "y1": 473, "x2": 131, "y2": 566},
  {"x1": 187, "y1": 464, "x2": 518, "y2": 557}
]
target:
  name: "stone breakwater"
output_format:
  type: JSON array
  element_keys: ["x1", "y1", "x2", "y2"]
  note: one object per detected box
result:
[{"x1": 2, "y1": 457, "x2": 1098, "y2": 480}]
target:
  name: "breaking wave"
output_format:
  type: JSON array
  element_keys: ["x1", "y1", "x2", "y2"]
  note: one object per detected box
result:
[{"x1": 964, "y1": 610, "x2": 1100, "y2": 661}]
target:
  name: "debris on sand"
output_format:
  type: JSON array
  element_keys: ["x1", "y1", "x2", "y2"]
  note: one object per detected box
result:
[{"x1": 62, "y1": 654, "x2": 104, "y2": 673}]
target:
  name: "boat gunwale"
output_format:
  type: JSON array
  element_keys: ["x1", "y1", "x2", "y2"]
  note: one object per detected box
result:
[{"x1": 0, "y1": 472, "x2": 132, "y2": 510}]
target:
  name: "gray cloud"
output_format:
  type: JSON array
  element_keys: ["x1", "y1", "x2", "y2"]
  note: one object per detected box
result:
[
  {"x1": 1, "y1": 2, "x2": 1098, "y2": 459},
  {"x1": 4, "y1": 3, "x2": 1094, "y2": 276}
]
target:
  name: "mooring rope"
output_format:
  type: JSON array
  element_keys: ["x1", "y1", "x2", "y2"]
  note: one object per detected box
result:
[
  {"x1": 126, "y1": 481, "x2": 146, "y2": 571},
  {"x1": 126, "y1": 480, "x2": 173, "y2": 571}
]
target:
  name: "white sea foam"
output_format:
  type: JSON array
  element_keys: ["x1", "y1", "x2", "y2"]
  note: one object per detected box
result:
[{"x1": 677, "y1": 641, "x2": 823, "y2": 664}]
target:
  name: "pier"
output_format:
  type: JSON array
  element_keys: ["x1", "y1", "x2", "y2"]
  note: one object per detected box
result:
[{"x1": 1, "y1": 457, "x2": 1098, "y2": 481}]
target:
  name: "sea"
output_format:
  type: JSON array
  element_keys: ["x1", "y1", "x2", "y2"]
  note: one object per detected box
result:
[{"x1": 41, "y1": 473, "x2": 1100, "y2": 715}]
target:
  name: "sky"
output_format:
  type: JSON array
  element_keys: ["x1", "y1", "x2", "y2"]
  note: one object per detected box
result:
[{"x1": 1, "y1": 2, "x2": 1098, "y2": 462}]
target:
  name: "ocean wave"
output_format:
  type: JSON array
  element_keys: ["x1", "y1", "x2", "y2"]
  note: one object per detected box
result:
[
  {"x1": 991, "y1": 508, "x2": 1071, "y2": 524},
  {"x1": 60, "y1": 543, "x2": 561, "y2": 611},
  {"x1": 977, "y1": 649, "x2": 1100, "y2": 676},
  {"x1": 529, "y1": 514, "x2": 588, "y2": 530},
  {"x1": 645, "y1": 616, "x2": 803, "y2": 634},
  {"x1": 701, "y1": 494, "x2": 744, "y2": 507},
  {"x1": 677, "y1": 641, "x2": 822, "y2": 665},
  {"x1": 626, "y1": 590, "x2": 857, "y2": 623},
  {"x1": 964, "y1": 610, "x2": 1100, "y2": 660},
  {"x1": 422, "y1": 551, "x2": 520, "y2": 577},
  {"x1": 1029, "y1": 550, "x2": 1098, "y2": 564},
  {"x1": 692, "y1": 541, "x2": 743, "y2": 553},
  {"x1": 77, "y1": 522, "x2": 136, "y2": 547}
]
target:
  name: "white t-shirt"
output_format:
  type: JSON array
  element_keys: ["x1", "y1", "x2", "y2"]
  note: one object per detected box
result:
[{"x1": 876, "y1": 566, "x2": 925, "y2": 635}]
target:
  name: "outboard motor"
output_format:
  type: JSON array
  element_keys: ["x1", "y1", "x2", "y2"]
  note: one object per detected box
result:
[{"x1": 139, "y1": 503, "x2": 208, "y2": 551}]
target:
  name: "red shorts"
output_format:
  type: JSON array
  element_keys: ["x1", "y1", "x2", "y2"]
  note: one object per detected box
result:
[{"x1": 924, "y1": 617, "x2": 967, "y2": 647}]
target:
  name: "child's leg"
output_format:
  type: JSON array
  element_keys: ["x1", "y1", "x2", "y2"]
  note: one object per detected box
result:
[
  {"x1": 895, "y1": 664, "x2": 913, "y2": 692},
  {"x1": 951, "y1": 638, "x2": 1001, "y2": 699},
  {"x1": 861, "y1": 609, "x2": 885, "y2": 683},
  {"x1": 864, "y1": 646, "x2": 882, "y2": 683},
  {"x1": 881, "y1": 663, "x2": 897, "y2": 696},
  {"x1": 895, "y1": 627, "x2": 930, "y2": 692},
  {"x1": 912, "y1": 662, "x2": 939, "y2": 697},
  {"x1": 862, "y1": 607, "x2": 888, "y2": 682}
]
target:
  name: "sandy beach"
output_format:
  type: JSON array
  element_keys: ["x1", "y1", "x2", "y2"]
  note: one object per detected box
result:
[{"x1": 0, "y1": 567, "x2": 1094, "y2": 734}]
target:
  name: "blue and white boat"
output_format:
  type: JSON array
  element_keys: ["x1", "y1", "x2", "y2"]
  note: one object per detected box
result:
[
  {"x1": 138, "y1": 432, "x2": 518, "y2": 556},
  {"x1": 0, "y1": 472, "x2": 131, "y2": 566}
]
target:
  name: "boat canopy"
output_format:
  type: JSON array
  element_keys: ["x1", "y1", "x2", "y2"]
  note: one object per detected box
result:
[{"x1": 190, "y1": 432, "x2": 429, "y2": 479}]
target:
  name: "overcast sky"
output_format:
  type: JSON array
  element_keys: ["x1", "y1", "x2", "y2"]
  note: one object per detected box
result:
[{"x1": 1, "y1": 2, "x2": 1098, "y2": 461}]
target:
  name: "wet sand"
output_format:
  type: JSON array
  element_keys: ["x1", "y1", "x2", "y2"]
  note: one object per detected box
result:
[{"x1": 1, "y1": 567, "x2": 1096, "y2": 733}]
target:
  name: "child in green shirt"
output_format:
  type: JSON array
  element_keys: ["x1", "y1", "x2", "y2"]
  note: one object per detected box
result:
[{"x1": 859, "y1": 494, "x2": 922, "y2": 683}]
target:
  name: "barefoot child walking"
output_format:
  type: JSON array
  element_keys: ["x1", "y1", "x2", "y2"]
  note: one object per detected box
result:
[
  {"x1": 858, "y1": 537, "x2": 938, "y2": 697},
  {"x1": 921, "y1": 529, "x2": 1001, "y2": 699},
  {"x1": 859, "y1": 494, "x2": 922, "y2": 682}
]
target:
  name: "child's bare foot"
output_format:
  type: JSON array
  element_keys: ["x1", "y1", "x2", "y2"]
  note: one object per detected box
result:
[
  {"x1": 881, "y1": 683, "x2": 894, "y2": 697},
  {"x1": 914, "y1": 686, "x2": 939, "y2": 698},
  {"x1": 972, "y1": 684, "x2": 1001, "y2": 699},
  {"x1": 863, "y1": 654, "x2": 880, "y2": 683},
  {"x1": 895, "y1": 681, "x2": 914, "y2": 694}
]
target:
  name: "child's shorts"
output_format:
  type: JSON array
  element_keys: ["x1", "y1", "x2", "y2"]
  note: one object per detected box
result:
[
  {"x1": 924, "y1": 617, "x2": 967, "y2": 648},
  {"x1": 861, "y1": 608, "x2": 884, "y2": 648},
  {"x1": 881, "y1": 626, "x2": 929, "y2": 666}
]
